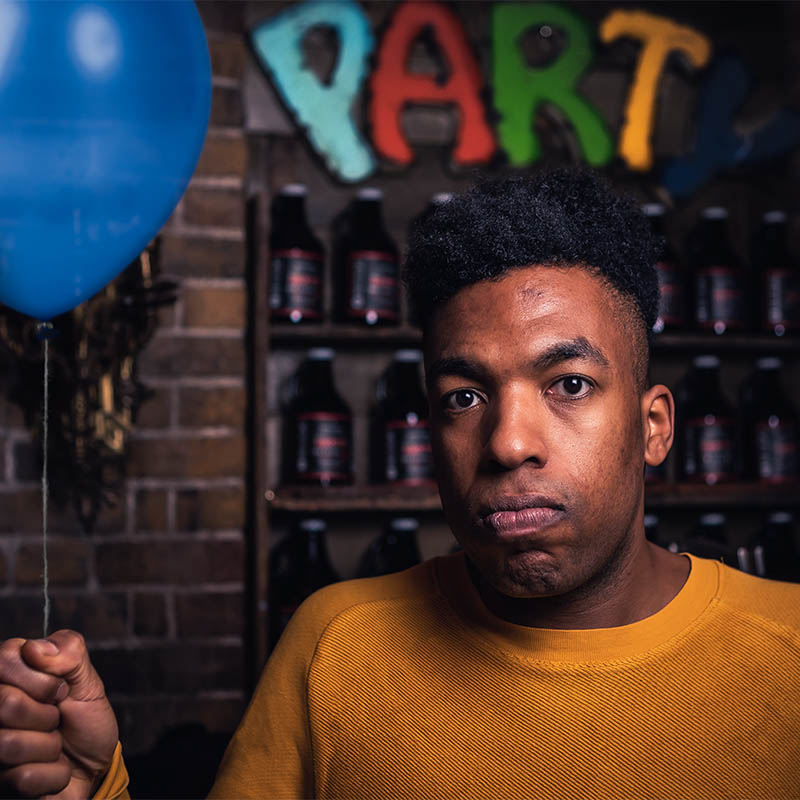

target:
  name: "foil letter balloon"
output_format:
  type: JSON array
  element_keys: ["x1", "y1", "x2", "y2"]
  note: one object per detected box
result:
[{"x1": 0, "y1": 0, "x2": 211, "y2": 319}]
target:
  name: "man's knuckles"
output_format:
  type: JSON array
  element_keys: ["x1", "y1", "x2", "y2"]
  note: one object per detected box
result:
[
  {"x1": 0, "y1": 729, "x2": 62, "y2": 766},
  {"x1": 0, "y1": 686, "x2": 59, "y2": 732},
  {"x1": 0, "y1": 644, "x2": 67, "y2": 706}
]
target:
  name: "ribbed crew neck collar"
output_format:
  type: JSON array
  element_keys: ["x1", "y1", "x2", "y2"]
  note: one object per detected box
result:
[{"x1": 434, "y1": 551, "x2": 721, "y2": 664}]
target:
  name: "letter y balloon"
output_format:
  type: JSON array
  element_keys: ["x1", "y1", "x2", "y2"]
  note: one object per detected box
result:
[{"x1": 0, "y1": 0, "x2": 211, "y2": 320}]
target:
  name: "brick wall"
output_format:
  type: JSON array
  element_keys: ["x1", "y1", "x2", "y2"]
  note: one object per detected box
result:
[{"x1": 0, "y1": 3, "x2": 252, "y2": 762}]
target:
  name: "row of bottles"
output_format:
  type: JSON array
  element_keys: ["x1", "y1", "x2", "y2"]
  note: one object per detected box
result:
[
  {"x1": 647, "y1": 204, "x2": 799, "y2": 336},
  {"x1": 645, "y1": 511, "x2": 800, "y2": 582},
  {"x1": 282, "y1": 347, "x2": 434, "y2": 487},
  {"x1": 268, "y1": 516, "x2": 423, "y2": 648},
  {"x1": 281, "y1": 348, "x2": 798, "y2": 489},
  {"x1": 647, "y1": 355, "x2": 798, "y2": 485},
  {"x1": 268, "y1": 184, "x2": 425, "y2": 326}
]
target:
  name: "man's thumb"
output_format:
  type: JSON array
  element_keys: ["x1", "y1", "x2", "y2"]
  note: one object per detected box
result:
[{"x1": 21, "y1": 630, "x2": 106, "y2": 703}]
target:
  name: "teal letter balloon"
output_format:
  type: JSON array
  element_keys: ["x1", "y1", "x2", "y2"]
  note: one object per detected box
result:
[{"x1": 251, "y1": 0, "x2": 376, "y2": 183}]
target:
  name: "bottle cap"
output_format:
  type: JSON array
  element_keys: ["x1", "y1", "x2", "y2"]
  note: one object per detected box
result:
[
  {"x1": 394, "y1": 349, "x2": 422, "y2": 362},
  {"x1": 641, "y1": 203, "x2": 665, "y2": 217},
  {"x1": 307, "y1": 347, "x2": 334, "y2": 360},
  {"x1": 763, "y1": 210, "x2": 786, "y2": 224},
  {"x1": 357, "y1": 187, "x2": 383, "y2": 201},
  {"x1": 700, "y1": 513, "x2": 725, "y2": 527},
  {"x1": 390, "y1": 517, "x2": 419, "y2": 531},
  {"x1": 756, "y1": 357, "x2": 781, "y2": 370},
  {"x1": 281, "y1": 183, "x2": 307, "y2": 196},
  {"x1": 299, "y1": 518, "x2": 326, "y2": 532},
  {"x1": 768, "y1": 511, "x2": 793, "y2": 524},
  {"x1": 693, "y1": 355, "x2": 719, "y2": 368},
  {"x1": 431, "y1": 192, "x2": 453, "y2": 206},
  {"x1": 702, "y1": 206, "x2": 728, "y2": 220}
]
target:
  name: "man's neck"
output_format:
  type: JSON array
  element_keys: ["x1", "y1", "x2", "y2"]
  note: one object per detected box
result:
[{"x1": 466, "y1": 539, "x2": 691, "y2": 630}]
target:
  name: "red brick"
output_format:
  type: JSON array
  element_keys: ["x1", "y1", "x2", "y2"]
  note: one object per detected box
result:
[
  {"x1": 178, "y1": 386, "x2": 245, "y2": 428},
  {"x1": 134, "y1": 593, "x2": 168, "y2": 637},
  {"x1": 135, "y1": 387, "x2": 172, "y2": 428},
  {"x1": 160, "y1": 235, "x2": 245, "y2": 278},
  {"x1": 209, "y1": 88, "x2": 245, "y2": 129},
  {"x1": 176, "y1": 486, "x2": 245, "y2": 531},
  {"x1": 49, "y1": 592, "x2": 127, "y2": 640},
  {"x1": 93, "y1": 643, "x2": 244, "y2": 695},
  {"x1": 176, "y1": 592, "x2": 243, "y2": 638},
  {"x1": 183, "y1": 188, "x2": 245, "y2": 229},
  {"x1": 182, "y1": 285, "x2": 246, "y2": 329},
  {"x1": 138, "y1": 336, "x2": 245, "y2": 378},
  {"x1": 0, "y1": 595, "x2": 45, "y2": 640},
  {"x1": 92, "y1": 495, "x2": 127, "y2": 535},
  {"x1": 96, "y1": 538, "x2": 244, "y2": 585},
  {"x1": 195, "y1": 135, "x2": 247, "y2": 178},
  {"x1": 209, "y1": 37, "x2": 247, "y2": 80},
  {"x1": 0, "y1": 398, "x2": 26, "y2": 428},
  {"x1": 15, "y1": 539, "x2": 88, "y2": 586},
  {"x1": 0, "y1": 490, "x2": 76, "y2": 534},
  {"x1": 12, "y1": 440, "x2": 37, "y2": 481},
  {"x1": 136, "y1": 490, "x2": 169, "y2": 532},
  {"x1": 127, "y1": 437, "x2": 246, "y2": 479}
]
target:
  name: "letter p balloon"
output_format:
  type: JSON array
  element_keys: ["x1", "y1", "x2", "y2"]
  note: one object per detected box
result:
[{"x1": 0, "y1": 0, "x2": 211, "y2": 320}]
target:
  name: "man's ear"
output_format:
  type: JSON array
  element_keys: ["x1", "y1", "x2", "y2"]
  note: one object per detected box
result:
[{"x1": 642, "y1": 384, "x2": 675, "y2": 467}]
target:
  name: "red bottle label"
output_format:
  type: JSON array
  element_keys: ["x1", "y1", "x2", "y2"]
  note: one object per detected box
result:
[
  {"x1": 683, "y1": 417, "x2": 737, "y2": 483},
  {"x1": 755, "y1": 420, "x2": 798, "y2": 481},
  {"x1": 655, "y1": 259, "x2": 684, "y2": 328},
  {"x1": 694, "y1": 266, "x2": 746, "y2": 331},
  {"x1": 269, "y1": 248, "x2": 323, "y2": 320},
  {"x1": 384, "y1": 419, "x2": 435, "y2": 485},
  {"x1": 764, "y1": 268, "x2": 800, "y2": 334},
  {"x1": 295, "y1": 412, "x2": 352, "y2": 482},
  {"x1": 346, "y1": 250, "x2": 399, "y2": 321}
]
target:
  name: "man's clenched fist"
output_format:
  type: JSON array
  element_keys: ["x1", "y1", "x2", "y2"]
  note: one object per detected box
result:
[{"x1": 0, "y1": 631, "x2": 119, "y2": 799}]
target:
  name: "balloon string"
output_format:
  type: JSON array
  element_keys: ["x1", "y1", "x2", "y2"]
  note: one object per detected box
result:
[{"x1": 42, "y1": 338, "x2": 50, "y2": 638}]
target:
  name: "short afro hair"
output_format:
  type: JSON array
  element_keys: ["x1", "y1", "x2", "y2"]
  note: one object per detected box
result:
[{"x1": 403, "y1": 168, "x2": 661, "y2": 371}]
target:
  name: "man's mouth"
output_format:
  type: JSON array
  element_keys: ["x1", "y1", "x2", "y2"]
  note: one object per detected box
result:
[{"x1": 478, "y1": 494, "x2": 567, "y2": 537}]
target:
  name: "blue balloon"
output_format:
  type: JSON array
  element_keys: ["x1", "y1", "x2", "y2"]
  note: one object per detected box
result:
[{"x1": 0, "y1": 0, "x2": 211, "y2": 319}]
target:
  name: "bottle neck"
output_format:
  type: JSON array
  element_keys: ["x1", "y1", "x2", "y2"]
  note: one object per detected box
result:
[
  {"x1": 283, "y1": 195, "x2": 308, "y2": 226},
  {"x1": 354, "y1": 199, "x2": 383, "y2": 229}
]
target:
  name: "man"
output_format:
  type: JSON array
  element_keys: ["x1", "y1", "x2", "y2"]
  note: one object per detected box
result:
[{"x1": 1, "y1": 168, "x2": 799, "y2": 799}]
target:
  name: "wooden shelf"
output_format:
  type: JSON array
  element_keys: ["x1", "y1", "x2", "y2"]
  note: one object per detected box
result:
[
  {"x1": 268, "y1": 325, "x2": 800, "y2": 353},
  {"x1": 266, "y1": 482, "x2": 800, "y2": 512},
  {"x1": 269, "y1": 324, "x2": 422, "y2": 348}
]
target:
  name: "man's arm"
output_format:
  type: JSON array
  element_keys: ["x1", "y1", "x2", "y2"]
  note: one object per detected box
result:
[{"x1": 0, "y1": 631, "x2": 124, "y2": 799}]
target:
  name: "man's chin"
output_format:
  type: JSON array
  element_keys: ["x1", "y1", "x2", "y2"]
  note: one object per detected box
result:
[{"x1": 471, "y1": 547, "x2": 569, "y2": 599}]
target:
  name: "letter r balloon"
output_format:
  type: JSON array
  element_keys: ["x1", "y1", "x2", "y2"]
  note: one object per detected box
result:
[
  {"x1": 492, "y1": 3, "x2": 613, "y2": 167},
  {"x1": 250, "y1": 0, "x2": 376, "y2": 183}
]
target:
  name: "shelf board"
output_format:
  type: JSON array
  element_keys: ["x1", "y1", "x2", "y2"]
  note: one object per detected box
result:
[
  {"x1": 268, "y1": 325, "x2": 800, "y2": 352},
  {"x1": 267, "y1": 482, "x2": 800, "y2": 512},
  {"x1": 269, "y1": 324, "x2": 422, "y2": 347}
]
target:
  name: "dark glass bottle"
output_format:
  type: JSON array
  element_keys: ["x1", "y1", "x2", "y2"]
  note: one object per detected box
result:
[
  {"x1": 740, "y1": 357, "x2": 799, "y2": 483},
  {"x1": 357, "y1": 517, "x2": 423, "y2": 578},
  {"x1": 372, "y1": 350, "x2": 435, "y2": 486},
  {"x1": 339, "y1": 188, "x2": 400, "y2": 325},
  {"x1": 268, "y1": 184, "x2": 324, "y2": 323},
  {"x1": 751, "y1": 511, "x2": 800, "y2": 582},
  {"x1": 284, "y1": 348, "x2": 353, "y2": 486},
  {"x1": 753, "y1": 210, "x2": 800, "y2": 337},
  {"x1": 690, "y1": 207, "x2": 747, "y2": 335},
  {"x1": 269, "y1": 518, "x2": 339, "y2": 649},
  {"x1": 643, "y1": 202, "x2": 684, "y2": 333},
  {"x1": 679, "y1": 355, "x2": 738, "y2": 485}
]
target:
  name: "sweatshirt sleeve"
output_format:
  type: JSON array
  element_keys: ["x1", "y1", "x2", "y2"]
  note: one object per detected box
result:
[
  {"x1": 207, "y1": 596, "x2": 323, "y2": 799},
  {"x1": 92, "y1": 742, "x2": 130, "y2": 799}
]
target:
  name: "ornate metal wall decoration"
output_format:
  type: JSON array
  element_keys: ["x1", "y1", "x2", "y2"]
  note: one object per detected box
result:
[{"x1": 0, "y1": 241, "x2": 177, "y2": 532}]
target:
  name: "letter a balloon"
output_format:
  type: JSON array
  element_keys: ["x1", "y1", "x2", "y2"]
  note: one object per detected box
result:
[{"x1": 0, "y1": 0, "x2": 211, "y2": 319}]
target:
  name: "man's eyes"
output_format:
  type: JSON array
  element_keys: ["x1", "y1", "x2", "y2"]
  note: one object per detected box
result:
[{"x1": 441, "y1": 376, "x2": 594, "y2": 412}]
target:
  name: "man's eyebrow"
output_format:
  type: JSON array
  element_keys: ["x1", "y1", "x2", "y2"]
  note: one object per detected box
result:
[
  {"x1": 532, "y1": 337, "x2": 610, "y2": 371},
  {"x1": 426, "y1": 356, "x2": 490, "y2": 384}
]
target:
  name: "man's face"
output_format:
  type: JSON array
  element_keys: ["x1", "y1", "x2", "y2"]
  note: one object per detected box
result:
[{"x1": 425, "y1": 265, "x2": 654, "y2": 600}]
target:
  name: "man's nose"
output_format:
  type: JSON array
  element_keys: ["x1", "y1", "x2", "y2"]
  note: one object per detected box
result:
[{"x1": 481, "y1": 390, "x2": 548, "y2": 471}]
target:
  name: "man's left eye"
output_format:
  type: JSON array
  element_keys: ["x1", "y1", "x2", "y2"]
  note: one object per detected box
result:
[{"x1": 548, "y1": 376, "x2": 593, "y2": 398}]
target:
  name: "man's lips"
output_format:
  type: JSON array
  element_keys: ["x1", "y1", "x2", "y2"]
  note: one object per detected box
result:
[{"x1": 477, "y1": 494, "x2": 567, "y2": 537}]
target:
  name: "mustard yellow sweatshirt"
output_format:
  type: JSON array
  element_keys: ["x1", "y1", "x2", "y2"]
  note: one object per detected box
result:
[{"x1": 103, "y1": 552, "x2": 800, "y2": 799}]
